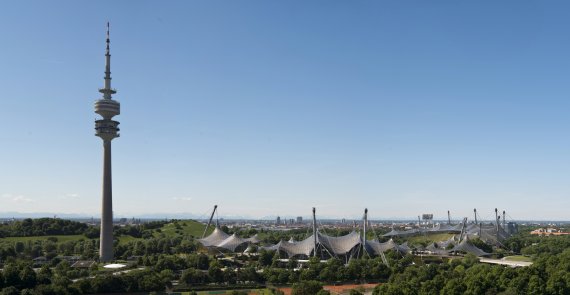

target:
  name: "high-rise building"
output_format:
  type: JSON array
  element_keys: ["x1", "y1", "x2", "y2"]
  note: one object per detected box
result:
[{"x1": 94, "y1": 23, "x2": 121, "y2": 262}]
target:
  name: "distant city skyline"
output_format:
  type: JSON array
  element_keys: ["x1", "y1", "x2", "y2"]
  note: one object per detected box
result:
[{"x1": 1, "y1": 1, "x2": 569, "y2": 220}]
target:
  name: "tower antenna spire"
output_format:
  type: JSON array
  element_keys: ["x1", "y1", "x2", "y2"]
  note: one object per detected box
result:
[
  {"x1": 101, "y1": 22, "x2": 114, "y2": 99},
  {"x1": 106, "y1": 22, "x2": 110, "y2": 51}
]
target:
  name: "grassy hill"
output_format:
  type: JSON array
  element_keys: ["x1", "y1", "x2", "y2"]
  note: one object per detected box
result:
[
  {"x1": 157, "y1": 219, "x2": 215, "y2": 238},
  {"x1": 1, "y1": 220, "x2": 215, "y2": 245}
]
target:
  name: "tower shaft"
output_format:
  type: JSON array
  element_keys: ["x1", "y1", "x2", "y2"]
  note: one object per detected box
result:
[{"x1": 100, "y1": 140, "x2": 113, "y2": 262}]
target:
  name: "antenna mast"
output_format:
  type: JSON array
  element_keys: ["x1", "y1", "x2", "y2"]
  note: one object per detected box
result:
[
  {"x1": 363, "y1": 208, "x2": 368, "y2": 254},
  {"x1": 202, "y1": 205, "x2": 218, "y2": 238},
  {"x1": 312, "y1": 207, "x2": 318, "y2": 257}
]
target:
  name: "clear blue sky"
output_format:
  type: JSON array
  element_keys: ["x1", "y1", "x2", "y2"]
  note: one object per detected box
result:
[{"x1": 0, "y1": 1, "x2": 569, "y2": 220}]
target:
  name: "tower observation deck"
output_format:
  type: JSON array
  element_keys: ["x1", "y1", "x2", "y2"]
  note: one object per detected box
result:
[{"x1": 94, "y1": 22, "x2": 120, "y2": 262}]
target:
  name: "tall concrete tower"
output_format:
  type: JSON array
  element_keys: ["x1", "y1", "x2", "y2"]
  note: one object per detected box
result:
[{"x1": 94, "y1": 23, "x2": 120, "y2": 262}]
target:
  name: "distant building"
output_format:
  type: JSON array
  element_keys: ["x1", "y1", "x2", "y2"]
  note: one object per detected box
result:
[
  {"x1": 530, "y1": 228, "x2": 570, "y2": 236},
  {"x1": 296, "y1": 216, "x2": 303, "y2": 224},
  {"x1": 276, "y1": 216, "x2": 281, "y2": 225}
]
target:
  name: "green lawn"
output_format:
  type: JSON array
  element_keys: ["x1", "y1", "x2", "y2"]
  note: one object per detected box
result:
[
  {"x1": 406, "y1": 233, "x2": 455, "y2": 245},
  {"x1": 0, "y1": 235, "x2": 86, "y2": 242},
  {"x1": 157, "y1": 220, "x2": 214, "y2": 238},
  {"x1": 117, "y1": 235, "x2": 143, "y2": 244},
  {"x1": 503, "y1": 255, "x2": 533, "y2": 262}
]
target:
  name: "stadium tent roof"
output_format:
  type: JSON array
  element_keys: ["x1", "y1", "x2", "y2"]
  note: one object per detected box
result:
[
  {"x1": 437, "y1": 236, "x2": 456, "y2": 248},
  {"x1": 449, "y1": 236, "x2": 490, "y2": 257},
  {"x1": 426, "y1": 242, "x2": 449, "y2": 255},
  {"x1": 279, "y1": 235, "x2": 316, "y2": 257},
  {"x1": 199, "y1": 228, "x2": 260, "y2": 252},
  {"x1": 465, "y1": 223, "x2": 480, "y2": 232},
  {"x1": 429, "y1": 223, "x2": 462, "y2": 233},
  {"x1": 216, "y1": 234, "x2": 247, "y2": 252},
  {"x1": 261, "y1": 236, "x2": 316, "y2": 258},
  {"x1": 383, "y1": 228, "x2": 418, "y2": 237},
  {"x1": 198, "y1": 227, "x2": 230, "y2": 247},
  {"x1": 243, "y1": 245, "x2": 255, "y2": 254},
  {"x1": 365, "y1": 239, "x2": 409, "y2": 255},
  {"x1": 366, "y1": 239, "x2": 397, "y2": 253},
  {"x1": 386, "y1": 223, "x2": 466, "y2": 238},
  {"x1": 412, "y1": 244, "x2": 425, "y2": 251},
  {"x1": 318, "y1": 231, "x2": 361, "y2": 256},
  {"x1": 396, "y1": 242, "x2": 411, "y2": 254},
  {"x1": 465, "y1": 224, "x2": 509, "y2": 245},
  {"x1": 262, "y1": 240, "x2": 284, "y2": 252},
  {"x1": 263, "y1": 231, "x2": 361, "y2": 258},
  {"x1": 245, "y1": 234, "x2": 261, "y2": 244}
]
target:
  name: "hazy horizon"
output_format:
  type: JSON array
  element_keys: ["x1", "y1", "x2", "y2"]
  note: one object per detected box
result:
[{"x1": 0, "y1": 210, "x2": 566, "y2": 223}]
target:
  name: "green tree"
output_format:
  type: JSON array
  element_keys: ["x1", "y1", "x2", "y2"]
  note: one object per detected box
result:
[
  {"x1": 291, "y1": 280, "x2": 323, "y2": 295},
  {"x1": 18, "y1": 266, "x2": 37, "y2": 289},
  {"x1": 546, "y1": 270, "x2": 569, "y2": 295},
  {"x1": 208, "y1": 261, "x2": 224, "y2": 283},
  {"x1": 181, "y1": 268, "x2": 207, "y2": 285},
  {"x1": 527, "y1": 275, "x2": 545, "y2": 295},
  {"x1": 138, "y1": 273, "x2": 164, "y2": 291},
  {"x1": 461, "y1": 254, "x2": 479, "y2": 268},
  {"x1": 258, "y1": 249, "x2": 273, "y2": 267},
  {"x1": 36, "y1": 264, "x2": 53, "y2": 285},
  {"x1": 441, "y1": 278, "x2": 466, "y2": 295},
  {"x1": 91, "y1": 275, "x2": 125, "y2": 293},
  {"x1": 2, "y1": 263, "x2": 21, "y2": 288},
  {"x1": 159, "y1": 269, "x2": 174, "y2": 289},
  {"x1": 73, "y1": 279, "x2": 93, "y2": 294},
  {"x1": 14, "y1": 242, "x2": 25, "y2": 254},
  {"x1": 0, "y1": 286, "x2": 19, "y2": 295}
]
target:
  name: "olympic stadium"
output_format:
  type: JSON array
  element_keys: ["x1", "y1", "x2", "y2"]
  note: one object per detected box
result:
[{"x1": 197, "y1": 206, "x2": 517, "y2": 263}]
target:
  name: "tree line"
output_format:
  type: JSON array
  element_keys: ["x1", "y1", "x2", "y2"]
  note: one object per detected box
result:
[{"x1": 0, "y1": 219, "x2": 88, "y2": 238}]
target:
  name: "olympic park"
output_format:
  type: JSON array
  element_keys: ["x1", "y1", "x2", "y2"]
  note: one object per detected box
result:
[{"x1": 196, "y1": 206, "x2": 519, "y2": 265}]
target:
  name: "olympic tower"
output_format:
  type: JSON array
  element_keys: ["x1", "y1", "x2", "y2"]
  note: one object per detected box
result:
[{"x1": 94, "y1": 23, "x2": 120, "y2": 262}]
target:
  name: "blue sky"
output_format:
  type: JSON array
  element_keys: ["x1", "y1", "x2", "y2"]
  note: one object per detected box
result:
[{"x1": 0, "y1": 1, "x2": 569, "y2": 220}]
